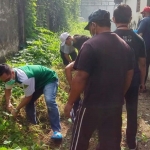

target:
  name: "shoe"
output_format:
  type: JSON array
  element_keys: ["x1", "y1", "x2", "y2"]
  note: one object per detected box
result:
[{"x1": 51, "y1": 131, "x2": 62, "y2": 140}]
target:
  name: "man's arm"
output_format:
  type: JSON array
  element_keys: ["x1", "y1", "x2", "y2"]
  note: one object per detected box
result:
[
  {"x1": 5, "y1": 89, "x2": 14, "y2": 111},
  {"x1": 11, "y1": 95, "x2": 32, "y2": 117},
  {"x1": 64, "y1": 70, "x2": 89, "y2": 117},
  {"x1": 64, "y1": 54, "x2": 72, "y2": 63},
  {"x1": 65, "y1": 61, "x2": 75, "y2": 88},
  {"x1": 16, "y1": 95, "x2": 32, "y2": 110},
  {"x1": 137, "y1": 19, "x2": 146, "y2": 37},
  {"x1": 123, "y1": 69, "x2": 134, "y2": 95},
  {"x1": 138, "y1": 57, "x2": 146, "y2": 91},
  {"x1": 11, "y1": 78, "x2": 35, "y2": 117}
]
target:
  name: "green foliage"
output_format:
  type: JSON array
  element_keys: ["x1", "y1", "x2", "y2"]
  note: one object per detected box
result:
[
  {"x1": 0, "y1": 26, "x2": 62, "y2": 149},
  {"x1": 25, "y1": 0, "x2": 37, "y2": 38},
  {"x1": 36, "y1": 0, "x2": 81, "y2": 32},
  {"x1": 9, "y1": 27, "x2": 61, "y2": 67},
  {"x1": 25, "y1": 0, "x2": 81, "y2": 38},
  {"x1": 138, "y1": 133, "x2": 149, "y2": 143},
  {"x1": 70, "y1": 22, "x2": 90, "y2": 36},
  {"x1": 0, "y1": 22, "x2": 90, "y2": 149},
  {"x1": 0, "y1": 107, "x2": 43, "y2": 149}
]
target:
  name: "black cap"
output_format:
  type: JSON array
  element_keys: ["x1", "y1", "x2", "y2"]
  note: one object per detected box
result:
[{"x1": 84, "y1": 9, "x2": 110, "y2": 30}]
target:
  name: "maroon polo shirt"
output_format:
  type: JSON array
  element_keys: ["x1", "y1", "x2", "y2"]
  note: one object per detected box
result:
[{"x1": 74, "y1": 32, "x2": 134, "y2": 108}]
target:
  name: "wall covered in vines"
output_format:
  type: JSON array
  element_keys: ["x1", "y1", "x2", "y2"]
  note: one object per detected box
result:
[
  {"x1": 25, "y1": 0, "x2": 81, "y2": 38},
  {"x1": 0, "y1": 0, "x2": 81, "y2": 61},
  {"x1": 0, "y1": 0, "x2": 19, "y2": 62}
]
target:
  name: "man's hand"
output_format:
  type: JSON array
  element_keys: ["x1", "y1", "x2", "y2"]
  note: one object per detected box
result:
[
  {"x1": 139, "y1": 84, "x2": 146, "y2": 93},
  {"x1": 6, "y1": 103, "x2": 14, "y2": 112},
  {"x1": 64, "y1": 103, "x2": 73, "y2": 118},
  {"x1": 11, "y1": 109, "x2": 19, "y2": 118},
  {"x1": 64, "y1": 70, "x2": 88, "y2": 117}
]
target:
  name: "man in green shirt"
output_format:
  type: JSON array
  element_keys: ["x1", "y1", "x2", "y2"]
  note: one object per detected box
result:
[{"x1": 0, "y1": 64, "x2": 62, "y2": 139}]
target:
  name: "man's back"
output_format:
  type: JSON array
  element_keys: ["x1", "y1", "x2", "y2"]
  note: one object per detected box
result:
[
  {"x1": 137, "y1": 17, "x2": 150, "y2": 50},
  {"x1": 74, "y1": 32, "x2": 133, "y2": 108},
  {"x1": 114, "y1": 29, "x2": 146, "y2": 86},
  {"x1": 17, "y1": 65, "x2": 58, "y2": 90},
  {"x1": 60, "y1": 44, "x2": 75, "y2": 54}
]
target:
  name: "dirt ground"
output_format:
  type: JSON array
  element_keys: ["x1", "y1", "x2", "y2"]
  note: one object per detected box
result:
[{"x1": 40, "y1": 79, "x2": 150, "y2": 150}]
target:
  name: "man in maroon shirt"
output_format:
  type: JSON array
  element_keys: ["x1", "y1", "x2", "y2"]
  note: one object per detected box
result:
[{"x1": 64, "y1": 9, "x2": 134, "y2": 150}]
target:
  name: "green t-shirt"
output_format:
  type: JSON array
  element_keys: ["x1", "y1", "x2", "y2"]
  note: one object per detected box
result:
[
  {"x1": 18, "y1": 65, "x2": 58, "y2": 90},
  {"x1": 5, "y1": 65, "x2": 58, "y2": 96}
]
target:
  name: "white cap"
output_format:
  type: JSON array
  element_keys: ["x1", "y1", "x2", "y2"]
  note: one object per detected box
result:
[{"x1": 59, "y1": 32, "x2": 70, "y2": 46}]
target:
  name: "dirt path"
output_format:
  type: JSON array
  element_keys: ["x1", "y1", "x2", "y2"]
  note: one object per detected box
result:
[{"x1": 44, "y1": 81, "x2": 150, "y2": 150}]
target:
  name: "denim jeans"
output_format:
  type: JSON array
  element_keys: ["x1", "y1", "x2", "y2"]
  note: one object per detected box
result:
[{"x1": 25, "y1": 80, "x2": 61, "y2": 132}]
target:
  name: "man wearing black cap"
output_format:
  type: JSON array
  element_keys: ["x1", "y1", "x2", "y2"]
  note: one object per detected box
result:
[
  {"x1": 113, "y1": 4, "x2": 146, "y2": 150},
  {"x1": 137, "y1": 6, "x2": 150, "y2": 84},
  {"x1": 64, "y1": 9, "x2": 134, "y2": 150}
]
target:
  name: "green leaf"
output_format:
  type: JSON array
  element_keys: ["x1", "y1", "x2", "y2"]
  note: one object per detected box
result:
[
  {"x1": 3, "y1": 140, "x2": 11, "y2": 145},
  {"x1": 2, "y1": 112, "x2": 12, "y2": 116}
]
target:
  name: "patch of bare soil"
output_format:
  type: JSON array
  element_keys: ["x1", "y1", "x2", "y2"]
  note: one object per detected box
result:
[{"x1": 41, "y1": 80, "x2": 150, "y2": 150}]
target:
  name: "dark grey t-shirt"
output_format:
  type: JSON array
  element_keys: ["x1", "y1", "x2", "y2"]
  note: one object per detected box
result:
[
  {"x1": 114, "y1": 29, "x2": 146, "y2": 86},
  {"x1": 74, "y1": 32, "x2": 134, "y2": 108}
]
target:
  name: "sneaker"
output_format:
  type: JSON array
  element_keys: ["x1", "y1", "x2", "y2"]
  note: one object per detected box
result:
[{"x1": 51, "y1": 131, "x2": 62, "y2": 140}]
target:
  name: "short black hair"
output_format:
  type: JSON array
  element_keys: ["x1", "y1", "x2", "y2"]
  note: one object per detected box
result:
[
  {"x1": 0, "y1": 64, "x2": 11, "y2": 76},
  {"x1": 73, "y1": 35, "x2": 90, "y2": 51},
  {"x1": 73, "y1": 35, "x2": 90, "y2": 42},
  {"x1": 113, "y1": 4, "x2": 132, "y2": 24}
]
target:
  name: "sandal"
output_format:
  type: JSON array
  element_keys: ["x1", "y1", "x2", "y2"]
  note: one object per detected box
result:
[{"x1": 51, "y1": 131, "x2": 62, "y2": 140}]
